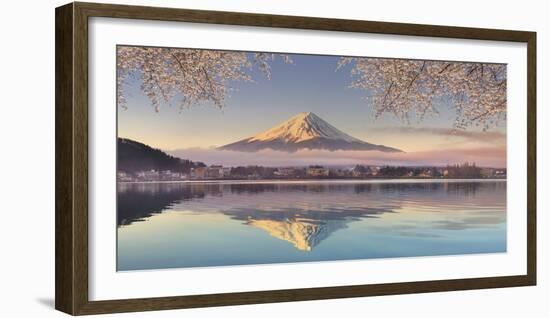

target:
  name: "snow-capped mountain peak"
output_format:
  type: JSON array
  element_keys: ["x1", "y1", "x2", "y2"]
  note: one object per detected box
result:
[
  {"x1": 218, "y1": 112, "x2": 403, "y2": 153},
  {"x1": 249, "y1": 112, "x2": 358, "y2": 143}
]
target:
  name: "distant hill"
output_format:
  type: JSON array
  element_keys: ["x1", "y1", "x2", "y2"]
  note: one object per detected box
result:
[{"x1": 118, "y1": 138, "x2": 205, "y2": 173}]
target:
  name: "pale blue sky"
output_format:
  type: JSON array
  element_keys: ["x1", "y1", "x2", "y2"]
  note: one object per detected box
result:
[
  {"x1": 118, "y1": 49, "x2": 506, "y2": 167},
  {"x1": 118, "y1": 52, "x2": 471, "y2": 148}
]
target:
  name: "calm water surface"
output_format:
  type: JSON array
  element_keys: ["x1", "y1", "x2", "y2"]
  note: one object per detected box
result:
[{"x1": 117, "y1": 180, "x2": 506, "y2": 271}]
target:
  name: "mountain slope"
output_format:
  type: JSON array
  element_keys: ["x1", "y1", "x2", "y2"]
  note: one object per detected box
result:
[
  {"x1": 218, "y1": 112, "x2": 403, "y2": 153},
  {"x1": 118, "y1": 138, "x2": 205, "y2": 173}
]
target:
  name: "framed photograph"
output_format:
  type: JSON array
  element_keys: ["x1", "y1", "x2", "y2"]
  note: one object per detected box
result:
[{"x1": 55, "y1": 2, "x2": 536, "y2": 315}]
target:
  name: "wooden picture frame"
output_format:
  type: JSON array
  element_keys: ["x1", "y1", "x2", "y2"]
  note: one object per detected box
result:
[{"x1": 55, "y1": 2, "x2": 536, "y2": 315}]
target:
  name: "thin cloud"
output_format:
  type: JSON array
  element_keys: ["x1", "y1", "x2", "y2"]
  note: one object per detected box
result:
[
  {"x1": 169, "y1": 145, "x2": 506, "y2": 168},
  {"x1": 369, "y1": 127, "x2": 506, "y2": 143}
]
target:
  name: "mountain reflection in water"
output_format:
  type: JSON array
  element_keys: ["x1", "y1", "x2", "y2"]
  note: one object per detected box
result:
[
  {"x1": 117, "y1": 181, "x2": 506, "y2": 270},
  {"x1": 245, "y1": 218, "x2": 349, "y2": 251},
  {"x1": 118, "y1": 182, "x2": 401, "y2": 251}
]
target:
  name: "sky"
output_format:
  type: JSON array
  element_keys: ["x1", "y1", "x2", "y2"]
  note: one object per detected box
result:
[{"x1": 118, "y1": 50, "x2": 506, "y2": 168}]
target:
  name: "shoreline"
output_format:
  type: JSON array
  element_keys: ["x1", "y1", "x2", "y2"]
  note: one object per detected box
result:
[{"x1": 117, "y1": 178, "x2": 507, "y2": 185}]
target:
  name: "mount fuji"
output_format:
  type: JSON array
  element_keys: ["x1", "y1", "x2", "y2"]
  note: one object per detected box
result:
[{"x1": 218, "y1": 112, "x2": 403, "y2": 153}]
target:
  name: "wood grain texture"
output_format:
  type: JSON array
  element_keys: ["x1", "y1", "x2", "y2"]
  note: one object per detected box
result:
[
  {"x1": 74, "y1": 276, "x2": 534, "y2": 315},
  {"x1": 73, "y1": 2, "x2": 90, "y2": 314},
  {"x1": 55, "y1": 2, "x2": 537, "y2": 315},
  {"x1": 55, "y1": 3, "x2": 75, "y2": 314},
  {"x1": 526, "y1": 32, "x2": 537, "y2": 285},
  {"x1": 75, "y1": 1, "x2": 533, "y2": 42}
]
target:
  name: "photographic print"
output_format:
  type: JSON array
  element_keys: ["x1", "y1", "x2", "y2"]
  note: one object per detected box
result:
[{"x1": 116, "y1": 46, "x2": 507, "y2": 271}]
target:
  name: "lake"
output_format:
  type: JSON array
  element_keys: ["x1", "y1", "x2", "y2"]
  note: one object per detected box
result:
[{"x1": 117, "y1": 180, "x2": 506, "y2": 271}]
